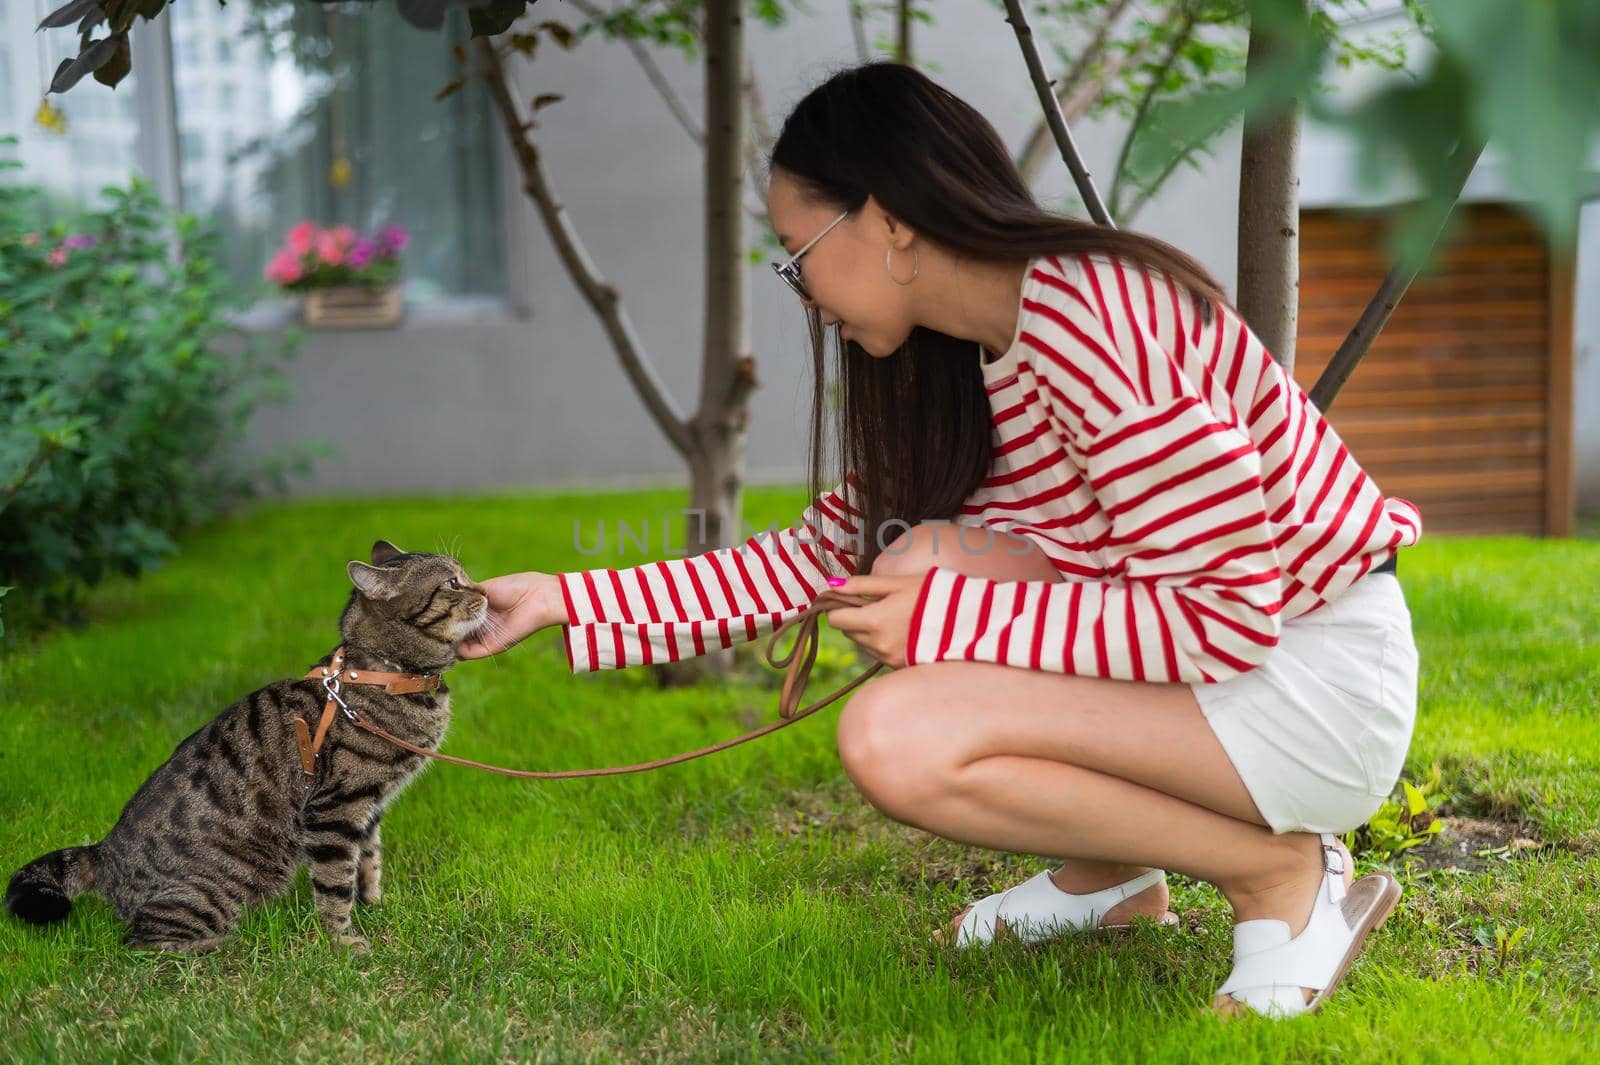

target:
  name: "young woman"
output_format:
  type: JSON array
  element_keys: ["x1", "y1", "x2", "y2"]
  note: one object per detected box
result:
[{"x1": 460, "y1": 62, "x2": 1421, "y2": 1020}]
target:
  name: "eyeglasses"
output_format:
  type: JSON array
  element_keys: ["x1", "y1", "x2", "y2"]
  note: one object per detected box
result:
[{"x1": 770, "y1": 210, "x2": 850, "y2": 303}]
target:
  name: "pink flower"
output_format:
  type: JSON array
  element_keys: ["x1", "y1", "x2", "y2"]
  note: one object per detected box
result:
[
  {"x1": 286, "y1": 221, "x2": 318, "y2": 256},
  {"x1": 264, "y1": 250, "x2": 304, "y2": 285},
  {"x1": 62, "y1": 234, "x2": 97, "y2": 250},
  {"x1": 315, "y1": 231, "x2": 346, "y2": 266},
  {"x1": 47, "y1": 246, "x2": 69, "y2": 266},
  {"x1": 328, "y1": 225, "x2": 356, "y2": 250}
]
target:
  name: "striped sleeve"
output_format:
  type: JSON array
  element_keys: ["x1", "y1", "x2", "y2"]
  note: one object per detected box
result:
[
  {"x1": 558, "y1": 477, "x2": 863, "y2": 672},
  {"x1": 903, "y1": 258, "x2": 1284, "y2": 684}
]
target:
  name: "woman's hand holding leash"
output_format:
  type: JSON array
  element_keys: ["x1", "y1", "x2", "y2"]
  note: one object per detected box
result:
[{"x1": 821, "y1": 572, "x2": 927, "y2": 670}]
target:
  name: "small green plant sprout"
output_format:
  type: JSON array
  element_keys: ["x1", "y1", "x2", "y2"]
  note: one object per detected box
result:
[
  {"x1": 1473, "y1": 923, "x2": 1530, "y2": 970},
  {"x1": 1344, "y1": 764, "x2": 1448, "y2": 863}
]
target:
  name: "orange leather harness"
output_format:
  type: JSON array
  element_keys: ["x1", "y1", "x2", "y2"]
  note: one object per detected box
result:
[{"x1": 293, "y1": 646, "x2": 443, "y2": 778}]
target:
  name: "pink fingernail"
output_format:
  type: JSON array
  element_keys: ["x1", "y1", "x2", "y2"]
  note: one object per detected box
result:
[{"x1": 826, "y1": 577, "x2": 846, "y2": 587}]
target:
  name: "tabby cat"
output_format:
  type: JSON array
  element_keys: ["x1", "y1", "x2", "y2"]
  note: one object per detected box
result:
[{"x1": 4, "y1": 540, "x2": 487, "y2": 953}]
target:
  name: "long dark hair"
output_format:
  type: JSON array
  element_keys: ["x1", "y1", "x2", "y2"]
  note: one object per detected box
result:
[{"x1": 768, "y1": 61, "x2": 1230, "y2": 574}]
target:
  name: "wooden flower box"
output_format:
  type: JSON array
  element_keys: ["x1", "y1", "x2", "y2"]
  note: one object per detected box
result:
[{"x1": 302, "y1": 283, "x2": 405, "y2": 329}]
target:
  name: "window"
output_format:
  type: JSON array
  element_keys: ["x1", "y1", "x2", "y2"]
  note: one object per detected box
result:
[
  {"x1": 3, "y1": 2, "x2": 506, "y2": 304},
  {"x1": 170, "y1": 1, "x2": 506, "y2": 302}
]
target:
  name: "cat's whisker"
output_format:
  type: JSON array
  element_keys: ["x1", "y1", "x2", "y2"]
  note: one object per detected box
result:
[{"x1": 477, "y1": 616, "x2": 513, "y2": 667}]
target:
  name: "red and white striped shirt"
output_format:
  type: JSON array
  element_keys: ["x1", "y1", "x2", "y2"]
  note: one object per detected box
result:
[{"x1": 559, "y1": 254, "x2": 1421, "y2": 683}]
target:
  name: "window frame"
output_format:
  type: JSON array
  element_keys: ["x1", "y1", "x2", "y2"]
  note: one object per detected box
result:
[{"x1": 129, "y1": 16, "x2": 525, "y2": 323}]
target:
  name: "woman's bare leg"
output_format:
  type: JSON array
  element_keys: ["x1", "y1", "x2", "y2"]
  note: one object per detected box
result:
[
  {"x1": 857, "y1": 523, "x2": 1349, "y2": 1008},
  {"x1": 867, "y1": 523, "x2": 1174, "y2": 924}
]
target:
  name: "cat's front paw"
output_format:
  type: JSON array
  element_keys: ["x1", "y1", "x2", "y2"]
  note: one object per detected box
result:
[
  {"x1": 335, "y1": 931, "x2": 371, "y2": 953},
  {"x1": 357, "y1": 884, "x2": 383, "y2": 907}
]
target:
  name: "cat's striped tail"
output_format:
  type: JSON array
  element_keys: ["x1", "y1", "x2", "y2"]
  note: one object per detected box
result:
[{"x1": 5, "y1": 844, "x2": 100, "y2": 925}]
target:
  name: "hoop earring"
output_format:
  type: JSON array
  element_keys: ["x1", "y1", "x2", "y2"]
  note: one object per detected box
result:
[{"x1": 886, "y1": 246, "x2": 919, "y2": 286}]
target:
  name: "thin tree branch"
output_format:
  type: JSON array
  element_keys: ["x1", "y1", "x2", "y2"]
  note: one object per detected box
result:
[
  {"x1": 1109, "y1": 2, "x2": 1198, "y2": 219},
  {"x1": 741, "y1": 48, "x2": 774, "y2": 229},
  {"x1": 476, "y1": 37, "x2": 692, "y2": 458},
  {"x1": 1310, "y1": 137, "x2": 1488, "y2": 411},
  {"x1": 1000, "y1": 0, "x2": 1115, "y2": 226},
  {"x1": 1014, "y1": 0, "x2": 1133, "y2": 184},
  {"x1": 567, "y1": 0, "x2": 704, "y2": 147}
]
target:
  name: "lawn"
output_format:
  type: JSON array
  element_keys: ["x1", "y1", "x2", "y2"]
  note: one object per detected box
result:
[{"x1": 3, "y1": 487, "x2": 1598, "y2": 1062}]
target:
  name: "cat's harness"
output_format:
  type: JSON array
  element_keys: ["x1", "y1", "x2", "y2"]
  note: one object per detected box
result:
[{"x1": 294, "y1": 646, "x2": 443, "y2": 779}]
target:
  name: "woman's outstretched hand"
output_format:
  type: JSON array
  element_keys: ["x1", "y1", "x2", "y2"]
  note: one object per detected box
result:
[{"x1": 457, "y1": 571, "x2": 564, "y2": 659}]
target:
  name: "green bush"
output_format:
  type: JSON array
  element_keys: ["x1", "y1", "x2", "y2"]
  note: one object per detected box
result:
[{"x1": 0, "y1": 158, "x2": 308, "y2": 638}]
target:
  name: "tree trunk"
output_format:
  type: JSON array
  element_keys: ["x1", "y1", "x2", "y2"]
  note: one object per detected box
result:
[
  {"x1": 1235, "y1": 1, "x2": 1304, "y2": 372},
  {"x1": 477, "y1": 16, "x2": 756, "y2": 685},
  {"x1": 896, "y1": 0, "x2": 912, "y2": 64},
  {"x1": 670, "y1": 0, "x2": 755, "y2": 681}
]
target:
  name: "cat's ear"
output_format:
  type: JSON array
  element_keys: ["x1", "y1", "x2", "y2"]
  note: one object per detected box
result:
[
  {"x1": 371, "y1": 540, "x2": 405, "y2": 564},
  {"x1": 348, "y1": 560, "x2": 404, "y2": 601}
]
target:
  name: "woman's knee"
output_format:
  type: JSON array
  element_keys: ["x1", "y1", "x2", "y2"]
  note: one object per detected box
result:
[
  {"x1": 836, "y1": 673, "x2": 948, "y2": 822},
  {"x1": 868, "y1": 520, "x2": 1060, "y2": 583}
]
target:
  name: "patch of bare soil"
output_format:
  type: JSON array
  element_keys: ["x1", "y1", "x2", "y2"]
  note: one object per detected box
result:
[{"x1": 1405, "y1": 815, "x2": 1547, "y2": 873}]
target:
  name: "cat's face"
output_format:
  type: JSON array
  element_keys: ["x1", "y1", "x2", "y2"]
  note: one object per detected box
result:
[{"x1": 345, "y1": 540, "x2": 489, "y2": 648}]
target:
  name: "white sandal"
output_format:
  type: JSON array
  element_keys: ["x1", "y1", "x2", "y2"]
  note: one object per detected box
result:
[
  {"x1": 945, "y1": 867, "x2": 1179, "y2": 949},
  {"x1": 1215, "y1": 833, "x2": 1401, "y2": 1018}
]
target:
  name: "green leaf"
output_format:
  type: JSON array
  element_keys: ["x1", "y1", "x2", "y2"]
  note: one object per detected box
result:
[
  {"x1": 1403, "y1": 780, "x2": 1427, "y2": 817},
  {"x1": 1428, "y1": 0, "x2": 1600, "y2": 248}
]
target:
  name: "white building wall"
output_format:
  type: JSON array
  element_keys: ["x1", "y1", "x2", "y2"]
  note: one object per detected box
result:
[{"x1": 3, "y1": 3, "x2": 1593, "y2": 510}]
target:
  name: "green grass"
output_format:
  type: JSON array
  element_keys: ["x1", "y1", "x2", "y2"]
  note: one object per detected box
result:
[{"x1": 3, "y1": 487, "x2": 1599, "y2": 1062}]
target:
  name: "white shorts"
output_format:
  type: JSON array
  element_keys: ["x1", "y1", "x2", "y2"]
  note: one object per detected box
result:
[{"x1": 1191, "y1": 573, "x2": 1419, "y2": 835}]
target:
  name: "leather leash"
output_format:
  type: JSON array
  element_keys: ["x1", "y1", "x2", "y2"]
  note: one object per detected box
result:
[{"x1": 292, "y1": 588, "x2": 880, "y2": 781}]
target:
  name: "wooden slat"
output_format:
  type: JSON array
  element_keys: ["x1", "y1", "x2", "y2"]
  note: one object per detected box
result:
[
  {"x1": 1324, "y1": 407, "x2": 1546, "y2": 442},
  {"x1": 1297, "y1": 274, "x2": 1547, "y2": 306},
  {"x1": 1339, "y1": 434, "x2": 1542, "y2": 461},
  {"x1": 1293, "y1": 354, "x2": 1545, "y2": 391},
  {"x1": 1370, "y1": 467, "x2": 1545, "y2": 497},
  {"x1": 1300, "y1": 207, "x2": 1543, "y2": 247},
  {"x1": 1296, "y1": 329, "x2": 1547, "y2": 358},
  {"x1": 1402, "y1": 493, "x2": 1545, "y2": 518},
  {"x1": 1301, "y1": 244, "x2": 1546, "y2": 274},
  {"x1": 1317, "y1": 383, "x2": 1546, "y2": 410},
  {"x1": 1297, "y1": 300, "x2": 1546, "y2": 330}
]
